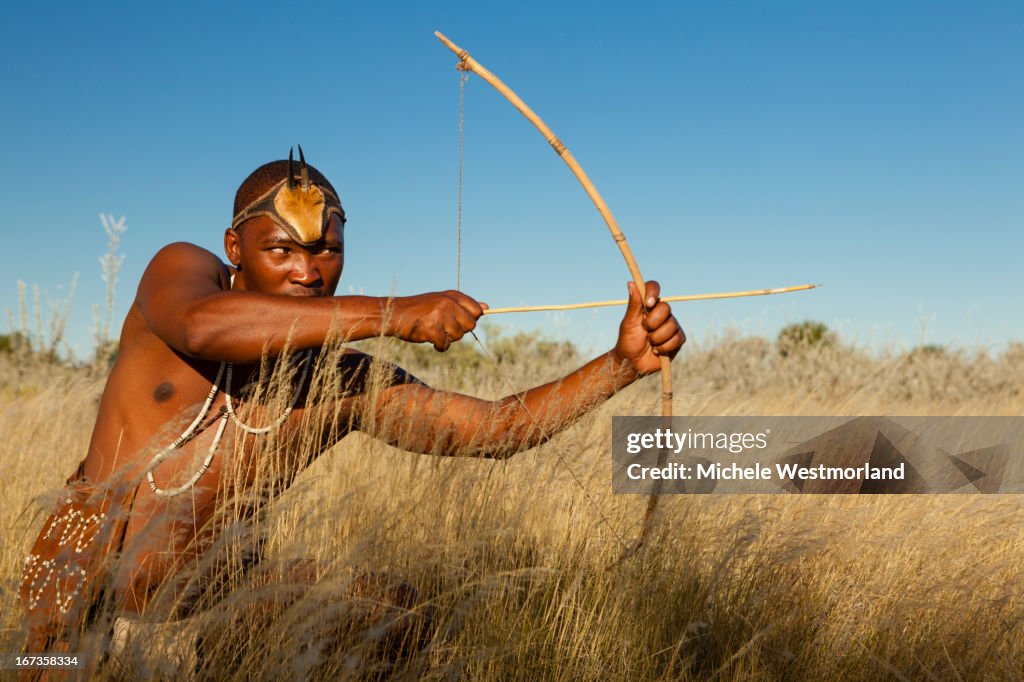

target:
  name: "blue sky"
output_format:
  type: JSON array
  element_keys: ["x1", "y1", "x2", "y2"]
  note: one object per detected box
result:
[{"x1": 1, "y1": 1, "x2": 1021, "y2": 359}]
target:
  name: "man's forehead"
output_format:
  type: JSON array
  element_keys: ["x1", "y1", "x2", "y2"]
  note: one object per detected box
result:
[{"x1": 242, "y1": 214, "x2": 343, "y2": 243}]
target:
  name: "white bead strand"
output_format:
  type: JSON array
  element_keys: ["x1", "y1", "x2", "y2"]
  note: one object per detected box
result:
[{"x1": 224, "y1": 350, "x2": 312, "y2": 435}]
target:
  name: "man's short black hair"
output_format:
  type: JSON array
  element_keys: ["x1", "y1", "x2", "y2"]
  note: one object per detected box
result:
[{"x1": 233, "y1": 159, "x2": 342, "y2": 220}]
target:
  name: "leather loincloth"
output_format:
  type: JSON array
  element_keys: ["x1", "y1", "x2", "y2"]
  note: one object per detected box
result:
[{"x1": 19, "y1": 460, "x2": 137, "y2": 652}]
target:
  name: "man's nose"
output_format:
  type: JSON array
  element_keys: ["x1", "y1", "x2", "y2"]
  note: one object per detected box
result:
[{"x1": 290, "y1": 253, "x2": 323, "y2": 285}]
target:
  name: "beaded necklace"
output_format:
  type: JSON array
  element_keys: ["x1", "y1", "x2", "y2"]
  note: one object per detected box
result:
[{"x1": 144, "y1": 351, "x2": 312, "y2": 497}]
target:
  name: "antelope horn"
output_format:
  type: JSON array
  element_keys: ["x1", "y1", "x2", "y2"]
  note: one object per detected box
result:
[
  {"x1": 298, "y1": 144, "x2": 310, "y2": 189},
  {"x1": 287, "y1": 147, "x2": 296, "y2": 189}
]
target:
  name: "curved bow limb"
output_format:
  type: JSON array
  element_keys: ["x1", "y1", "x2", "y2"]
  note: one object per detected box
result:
[{"x1": 435, "y1": 31, "x2": 672, "y2": 566}]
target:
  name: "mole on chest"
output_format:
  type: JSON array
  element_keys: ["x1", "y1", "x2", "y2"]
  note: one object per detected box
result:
[{"x1": 153, "y1": 382, "x2": 175, "y2": 403}]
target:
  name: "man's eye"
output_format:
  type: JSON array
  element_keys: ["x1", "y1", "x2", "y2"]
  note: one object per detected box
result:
[{"x1": 270, "y1": 247, "x2": 290, "y2": 254}]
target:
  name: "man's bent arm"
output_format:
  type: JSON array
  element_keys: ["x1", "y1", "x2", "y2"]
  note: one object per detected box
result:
[
  {"x1": 358, "y1": 349, "x2": 642, "y2": 459},
  {"x1": 136, "y1": 243, "x2": 388, "y2": 362},
  {"x1": 137, "y1": 243, "x2": 480, "y2": 363}
]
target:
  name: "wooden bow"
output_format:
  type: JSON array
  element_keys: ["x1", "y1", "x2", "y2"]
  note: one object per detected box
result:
[{"x1": 435, "y1": 31, "x2": 670, "y2": 565}]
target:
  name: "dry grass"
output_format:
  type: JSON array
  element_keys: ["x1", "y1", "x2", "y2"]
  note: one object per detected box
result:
[{"x1": 1, "y1": 332, "x2": 1022, "y2": 680}]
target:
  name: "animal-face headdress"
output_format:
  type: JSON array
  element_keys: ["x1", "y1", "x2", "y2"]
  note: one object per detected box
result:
[{"x1": 231, "y1": 146, "x2": 345, "y2": 244}]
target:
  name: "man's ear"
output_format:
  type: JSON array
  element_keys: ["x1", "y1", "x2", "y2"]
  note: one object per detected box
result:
[{"x1": 224, "y1": 228, "x2": 242, "y2": 268}]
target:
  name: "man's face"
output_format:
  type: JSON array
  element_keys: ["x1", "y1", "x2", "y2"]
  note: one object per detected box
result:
[{"x1": 226, "y1": 214, "x2": 344, "y2": 296}]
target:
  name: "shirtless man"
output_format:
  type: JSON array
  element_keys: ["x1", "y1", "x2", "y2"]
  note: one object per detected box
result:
[{"x1": 20, "y1": 150, "x2": 684, "y2": 657}]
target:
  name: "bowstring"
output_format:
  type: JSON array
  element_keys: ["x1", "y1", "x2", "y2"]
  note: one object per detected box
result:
[
  {"x1": 453, "y1": 69, "x2": 628, "y2": 557},
  {"x1": 457, "y1": 69, "x2": 466, "y2": 292}
]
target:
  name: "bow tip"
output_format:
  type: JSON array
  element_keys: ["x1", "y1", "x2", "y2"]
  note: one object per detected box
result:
[{"x1": 434, "y1": 30, "x2": 460, "y2": 54}]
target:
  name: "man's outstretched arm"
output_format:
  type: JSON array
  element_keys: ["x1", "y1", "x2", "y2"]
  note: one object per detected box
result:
[
  {"x1": 135, "y1": 242, "x2": 485, "y2": 363},
  {"x1": 357, "y1": 281, "x2": 684, "y2": 458}
]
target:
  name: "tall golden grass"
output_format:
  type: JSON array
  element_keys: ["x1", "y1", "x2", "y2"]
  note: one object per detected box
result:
[{"x1": 2, "y1": 330, "x2": 1023, "y2": 680}]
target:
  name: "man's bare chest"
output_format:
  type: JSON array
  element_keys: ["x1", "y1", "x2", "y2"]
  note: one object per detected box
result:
[{"x1": 148, "y1": 349, "x2": 324, "y2": 484}]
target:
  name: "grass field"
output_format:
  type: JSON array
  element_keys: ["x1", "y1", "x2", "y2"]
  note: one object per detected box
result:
[{"x1": 2, "y1": 331, "x2": 1022, "y2": 680}]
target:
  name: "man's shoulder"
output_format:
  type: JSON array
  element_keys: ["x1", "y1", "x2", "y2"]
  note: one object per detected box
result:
[
  {"x1": 141, "y1": 242, "x2": 229, "y2": 285},
  {"x1": 134, "y1": 242, "x2": 231, "y2": 313},
  {"x1": 149, "y1": 242, "x2": 224, "y2": 269}
]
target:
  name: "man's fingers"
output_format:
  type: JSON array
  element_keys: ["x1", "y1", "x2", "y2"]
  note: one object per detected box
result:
[
  {"x1": 448, "y1": 290, "x2": 486, "y2": 319},
  {"x1": 642, "y1": 301, "x2": 672, "y2": 331},
  {"x1": 427, "y1": 291, "x2": 484, "y2": 353},
  {"x1": 430, "y1": 322, "x2": 461, "y2": 352},
  {"x1": 433, "y1": 331, "x2": 453, "y2": 352},
  {"x1": 647, "y1": 318, "x2": 680, "y2": 346},
  {"x1": 445, "y1": 317, "x2": 469, "y2": 343},
  {"x1": 653, "y1": 329, "x2": 686, "y2": 356},
  {"x1": 642, "y1": 280, "x2": 661, "y2": 309},
  {"x1": 450, "y1": 303, "x2": 478, "y2": 334}
]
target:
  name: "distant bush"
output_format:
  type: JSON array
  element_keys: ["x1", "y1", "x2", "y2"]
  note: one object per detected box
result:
[
  {"x1": 906, "y1": 344, "x2": 946, "y2": 362},
  {"x1": 4, "y1": 277, "x2": 78, "y2": 364},
  {"x1": 0, "y1": 331, "x2": 29, "y2": 355},
  {"x1": 776, "y1": 320, "x2": 836, "y2": 357},
  {"x1": 4, "y1": 214, "x2": 124, "y2": 370}
]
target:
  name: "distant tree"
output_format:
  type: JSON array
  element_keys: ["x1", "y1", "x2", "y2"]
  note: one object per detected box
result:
[
  {"x1": 776, "y1": 321, "x2": 836, "y2": 357},
  {"x1": 486, "y1": 329, "x2": 579, "y2": 366},
  {"x1": 0, "y1": 331, "x2": 29, "y2": 355},
  {"x1": 906, "y1": 344, "x2": 946, "y2": 363}
]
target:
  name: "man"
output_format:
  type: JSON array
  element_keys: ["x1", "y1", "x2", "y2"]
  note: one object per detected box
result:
[{"x1": 20, "y1": 149, "x2": 684, "y2": 659}]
